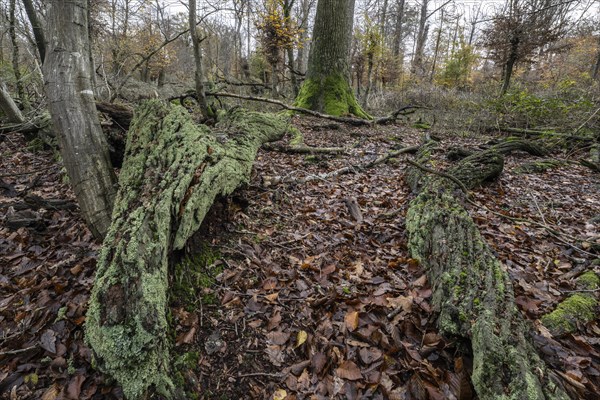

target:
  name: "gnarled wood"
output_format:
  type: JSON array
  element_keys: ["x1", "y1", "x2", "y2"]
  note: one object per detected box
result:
[
  {"x1": 85, "y1": 101, "x2": 290, "y2": 400},
  {"x1": 406, "y1": 141, "x2": 568, "y2": 400}
]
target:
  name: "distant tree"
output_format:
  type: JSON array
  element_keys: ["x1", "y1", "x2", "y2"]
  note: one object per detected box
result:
[
  {"x1": 295, "y1": 0, "x2": 368, "y2": 118},
  {"x1": 483, "y1": 0, "x2": 571, "y2": 94},
  {"x1": 189, "y1": 0, "x2": 212, "y2": 119},
  {"x1": 21, "y1": 0, "x2": 46, "y2": 64}
]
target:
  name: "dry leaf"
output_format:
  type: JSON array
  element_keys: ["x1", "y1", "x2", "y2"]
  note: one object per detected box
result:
[
  {"x1": 296, "y1": 330, "x2": 308, "y2": 347},
  {"x1": 273, "y1": 388, "x2": 287, "y2": 400},
  {"x1": 335, "y1": 360, "x2": 362, "y2": 380},
  {"x1": 345, "y1": 310, "x2": 359, "y2": 331}
]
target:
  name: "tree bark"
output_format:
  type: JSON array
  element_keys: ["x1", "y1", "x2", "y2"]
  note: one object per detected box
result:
[
  {"x1": 295, "y1": 0, "x2": 369, "y2": 118},
  {"x1": 0, "y1": 78, "x2": 24, "y2": 123},
  {"x1": 44, "y1": 0, "x2": 117, "y2": 239},
  {"x1": 85, "y1": 101, "x2": 290, "y2": 400},
  {"x1": 392, "y1": 0, "x2": 405, "y2": 59},
  {"x1": 501, "y1": 30, "x2": 521, "y2": 95},
  {"x1": 405, "y1": 141, "x2": 568, "y2": 400},
  {"x1": 189, "y1": 0, "x2": 212, "y2": 119},
  {"x1": 411, "y1": 0, "x2": 429, "y2": 76},
  {"x1": 21, "y1": 0, "x2": 46, "y2": 64},
  {"x1": 9, "y1": 0, "x2": 27, "y2": 108}
]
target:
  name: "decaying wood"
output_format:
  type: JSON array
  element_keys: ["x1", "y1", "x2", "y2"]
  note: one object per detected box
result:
[
  {"x1": 85, "y1": 101, "x2": 290, "y2": 400},
  {"x1": 343, "y1": 197, "x2": 363, "y2": 223},
  {"x1": 169, "y1": 90, "x2": 420, "y2": 126},
  {"x1": 405, "y1": 140, "x2": 568, "y2": 399},
  {"x1": 499, "y1": 126, "x2": 593, "y2": 142},
  {"x1": 262, "y1": 143, "x2": 346, "y2": 154},
  {"x1": 96, "y1": 101, "x2": 133, "y2": 130},
  {"x1": 0, "y1": 79, "x2": 24, "y2": 123},
  {"x1": 262, "y1": 145, "x2": 419, "y2": 186},
  {"x1": 579, "y1": 159, "x2": 600, "y2": 173}
]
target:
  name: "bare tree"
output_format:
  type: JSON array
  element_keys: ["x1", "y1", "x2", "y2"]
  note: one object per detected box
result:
[{"x1": 483, "y1": 0, "x2": 573, "y2": 94}]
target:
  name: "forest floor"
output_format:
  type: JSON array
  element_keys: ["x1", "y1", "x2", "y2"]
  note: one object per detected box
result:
[{"x1": 1, "y1": 114, "x2": 599, "y2": 400}]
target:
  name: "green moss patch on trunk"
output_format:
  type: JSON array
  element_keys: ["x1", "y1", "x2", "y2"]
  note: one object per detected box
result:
[
  {"x1": 405, "y1": 141, "x2": 568, "y2": 400},
  {"x1": 85, "y1": 100, "x2": 289, "y2": 399},
  {"x1": 295, "y1": 73, "x2": 371, "y2": 119}
]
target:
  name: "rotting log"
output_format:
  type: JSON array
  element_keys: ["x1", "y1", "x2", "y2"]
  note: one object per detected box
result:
[
  {"x1": 405, "y1": 142, "x2": 568, "y2": 400},
  {"x1": 85, "y1": 100, "x2": 290, "y2": 399}
]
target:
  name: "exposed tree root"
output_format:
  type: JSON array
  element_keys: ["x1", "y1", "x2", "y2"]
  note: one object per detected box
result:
[
  {"x1": 85, "y1": 100, "x2": 290, "y2": 399},
  {"x1": 405, "y1": 141, "x2": 569, "y2": 400}
]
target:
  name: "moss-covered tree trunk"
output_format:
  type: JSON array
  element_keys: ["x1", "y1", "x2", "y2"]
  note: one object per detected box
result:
[
  {"x1": 406, "y1": 142, "x2": 568, "y2": 400},
  {"x1": 85, "y1": 101, "x2": 290, "y2": 399},
  {"x1": 295, "y1": 0, "x2": 369, "y2": 118}
]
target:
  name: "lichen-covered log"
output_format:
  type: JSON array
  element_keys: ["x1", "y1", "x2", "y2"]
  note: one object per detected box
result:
[
  {"x1": 85, "y1": 100, "x2": 290, "y2": 399},
  {"x1": 406, "y1": 143, "x2": 568, "y2": 400}
]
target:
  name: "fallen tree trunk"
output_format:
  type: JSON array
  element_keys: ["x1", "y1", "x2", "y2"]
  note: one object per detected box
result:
[
  {"x1": 405, "y1": 142, "x2": 568, "y2": 399},
  {"x1": 85, "y1": 101, "x2": 290, "y2": 399}
]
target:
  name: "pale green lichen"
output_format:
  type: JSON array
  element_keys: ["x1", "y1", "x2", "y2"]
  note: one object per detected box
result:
[
  {"x1": 541, "y1": 293, "x2": 597, "y2": 335},
  {"x1": 295, "y1": 74, "x2": 371, "y2": 119},
  {"x1": 86, "y1": 100, "x2": 290, "y2": 399}
]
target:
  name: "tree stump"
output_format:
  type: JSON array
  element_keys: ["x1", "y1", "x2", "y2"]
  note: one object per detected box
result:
[
  {"x1": 85, "y1": 101, "x2": 290, "y2": 399},
  {"x1": 405, "y1": 142, "x2": 568, "y2": 400}
]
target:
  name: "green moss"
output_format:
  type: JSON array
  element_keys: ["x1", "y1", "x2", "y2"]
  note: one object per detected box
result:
[
  {"x1": 412, "y1": 122, "x2": 431, "y2": 130},
  {"x1": 304, "y1": 155, "x2": 319, "y2": 164},
  {"x1": 26, "y1": 137, "x2": 45, "y2": 153},
  {"x1": 172, "y1": 245, "x2": 222, "y2": 307},
  {"x1": 541, "y1": 293, "x2": 597, "y2": 335},
  {"x1": 288, "y1": 127, "x2": 304, "y2": 146},
  {"x1": 295, "y1": 74, "x2": 371, "y2": 119},
  {"x1": 577, "y1": 271, "x2": 599, "y2": 289}
]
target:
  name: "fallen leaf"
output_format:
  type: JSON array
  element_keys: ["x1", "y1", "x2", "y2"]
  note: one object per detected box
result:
[
  {"x1": 272, "y1": 388, "x2": 287, "y2": 400},
  {"x1": 335, "y1": 360, "x2": 362, "y2": 380},
  {"x1": 296, "y1": 330, "x2": 308, "y2": 347},
  {"x1": 345, "y1": 311, "x2": 359, "y2": 331}
]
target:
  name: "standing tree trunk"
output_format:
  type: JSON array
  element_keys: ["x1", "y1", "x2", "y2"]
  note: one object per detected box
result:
[
  {"x1": 296, "y1": 0, "x2": 311, "y2": 75},
  {"x1": 284, "y1": 0, "x2": 299, "y2": 96},
  {"x1": 501, "y1": 31, "x2": 520, "y2": 95},
  {"x1": 86, "y1": 101, "x2": 290, "y2": 400},
  {"x1": 21, "y1": 0, "x2": 46, "y2": 64},
  {"x1": 9, "y1": 0, "x2": 27, "y2": 108},
  {"x1": 44, "y1": 0, "x2": 117, "y2": 240},
  {"x1": 406, "y1": 140, "x2": 568, "y2": 400},
  {"x1": 411, "y1": 0, "x2": 429, "y2": 76},
  {"x1": 295, "y1": 0, "x2": 369, "y2": 118},
  {"x1": 592, "y1": 34, "x2": 600, "y2": 80},
  {"x1": 189, "y1": 0, "x2": 212, "y2": 119},
  {"x1": 429, "y1": 10, "x2": 443, "y2": 83},
  {"x1": 0, "y1": 78, "x2": 24, "y2": 123}
]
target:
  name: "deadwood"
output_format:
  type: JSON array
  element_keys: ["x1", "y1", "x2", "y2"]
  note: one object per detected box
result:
[
  {"x1": 169, "y1": 90, "x2": 419, "y2": 126},
  {"x1": 405, "y1": 141, "x2": 568, "y2": 400},
  {"x1": 85, "y1": 101, "x2": 290, "y2": 399}
]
